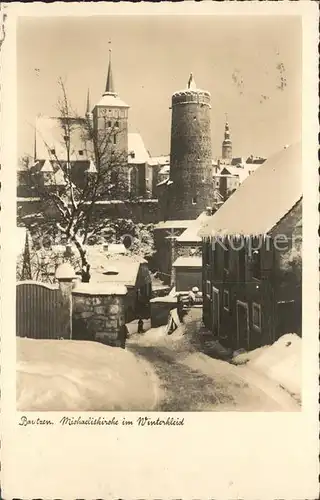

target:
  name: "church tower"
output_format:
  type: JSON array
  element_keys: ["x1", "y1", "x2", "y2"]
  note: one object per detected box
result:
[
  {"x1": 222, "y1": 118, "x2": 232, "y2": 160},
  {"x1": 92, "y1": 49, "x2": 129, "y2": 158},
  {"x1": 167, "y1": 74, "x2": 214, "y2": 220}
]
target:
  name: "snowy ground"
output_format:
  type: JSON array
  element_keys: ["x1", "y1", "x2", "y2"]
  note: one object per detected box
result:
[
  {"x1": 127, "y1": 318, "x2": 300, "y2": 411},
  {"x1": 17, "y1": 316, "x2": 301, "y2": 412},
  {"x1": 17, "y1": 338, "x2": 158, "y2": 411},
  {"x1": 232, "y1": 333, "x2": 302, "y2": 403}
]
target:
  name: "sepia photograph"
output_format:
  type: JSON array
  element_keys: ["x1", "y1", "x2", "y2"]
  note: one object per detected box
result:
[
  {"x1": 1, "y1": 2, "x2": 319, "y2": 499},
  {"x1": 15, "y1": 12, "x2": 304, "y2": 413}
]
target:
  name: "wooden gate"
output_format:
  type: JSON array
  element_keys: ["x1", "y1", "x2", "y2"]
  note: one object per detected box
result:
[{"x1": 16, "y1": 281, "x2": 64, "y2": 339}]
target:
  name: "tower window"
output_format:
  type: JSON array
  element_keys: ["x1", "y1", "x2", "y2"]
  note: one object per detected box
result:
[
  {"x1": 115, "y1": 121, "x2": 119, "y2": 128},
  {"x1": 192, "y1": 196, "x2": 197, "y2": 205},
  {"x1": 108, "y1": 121, "x2": 112, "y2": 128},
  {"x1": 113, "y1": 135, "x2": 117, "y2": 145}
]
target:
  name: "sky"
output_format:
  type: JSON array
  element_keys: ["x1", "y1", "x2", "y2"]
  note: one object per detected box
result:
[{"x1": 17, "y1": 15, "x2": 301, "y2": 159}]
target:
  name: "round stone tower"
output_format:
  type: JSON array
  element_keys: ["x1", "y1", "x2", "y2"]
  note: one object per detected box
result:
[{"x1": 168, "y1": 74, "x2": 214, "y2": 220}]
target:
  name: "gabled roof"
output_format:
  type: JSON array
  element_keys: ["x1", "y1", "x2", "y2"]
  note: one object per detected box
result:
[
  {"x1": 176, "y1": 211, "x2": 213, "y2": 243},
  {"x1": 128, "y1": 133, "x2": 150, "y2": 164},
  {"x1": 35, "y1": 116, "x2": 90, "y2": 161},
  {"x1": 199, "y1": 143, "x2": 302, "y2": 238}
]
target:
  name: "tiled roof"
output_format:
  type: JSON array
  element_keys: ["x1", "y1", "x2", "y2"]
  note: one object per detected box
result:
[
  {"x1": 128, "y1": 133, "x2": 150, "y2": 164},
  {"x1": 172, "y1": 256, "x2": 202, "y2": 268},
  {"x1": 199, "y1": 143, "x2": 302, "y2": 237}
]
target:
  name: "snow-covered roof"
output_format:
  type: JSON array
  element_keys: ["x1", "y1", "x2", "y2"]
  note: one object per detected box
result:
[
  {"x1": 172, "y1": 256, "x2": 202, "y2": 268},
  {"x1": 35, "y1": 115, "x2": 90, "y2": 161},
  {"x1": 147, "y1": 155, "x2": 170, "y2": 167},
  {"x1": 88, "y1": 252, "x2": 148, "y2": 287},
  {"x1": 154, "y1": 220, "x2": 192, "y2": 230},
  {"x1": 73, "y1": 282, "x2": 128, "y2": 296},
  {"x1": 176, "y1": 211, "x2": 212, "y2": 243},
  {"x1": 159, "y1": 164, "x2": 170, "y2": 175},
  {"x1": 128, "y1": 133, "x2": 150, "y2": 164},
  {"x1": 95, "y1": 93, "x2": 129, "y2": 109},
  {"x1": 199, "y1": 143, "x2": 302, "y2": 238}
]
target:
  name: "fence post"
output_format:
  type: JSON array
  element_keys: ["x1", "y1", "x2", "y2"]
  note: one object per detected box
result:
[{"x1": 56, "y1": 262, "x2": 76, "y2": 339}]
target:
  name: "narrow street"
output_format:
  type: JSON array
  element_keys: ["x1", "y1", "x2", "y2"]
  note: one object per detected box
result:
[{"x1": 127, "y1": 328, "x2": 299, "y2": 412}]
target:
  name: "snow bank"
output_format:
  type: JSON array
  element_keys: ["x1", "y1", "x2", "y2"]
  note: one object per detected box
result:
[
  {"x1": 232, "y1": 334, "x2": 301, "y2": 400},
  {"x1": 17, "y1": 338, "x2": 157, "y2": 411}
]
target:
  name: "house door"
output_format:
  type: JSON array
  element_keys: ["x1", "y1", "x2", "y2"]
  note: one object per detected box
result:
[
  {"x1": 276, "y1": 300, "x2": 301, "y2": 339},
  {"x1": 236, "y1": 301, "x2": 249, "y2": 349},
  {"x1": 212, "y1": 287, "x2": 220, "y2": 336}
]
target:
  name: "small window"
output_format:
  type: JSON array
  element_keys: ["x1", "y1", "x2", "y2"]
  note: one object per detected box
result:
[
  {"x1": 78, "y1": 150, "x2": 84, "y2": 156},
  {"x1": 63, "y1": 135, "x2": 69, "y2": 143},
  {"x1": 192, "y1": 196, "x2": 197, "y2": 205},
  {"x1": 252, "y1": 302, "x2": 261, "y2": 330},
  {"x1": 115, "y1": 121, "x2": 119, "y2": 128},
  {"x1": 113, "y1": 135, "x2": 117, "y2": 145},
  {"x1": 108, "y1": 121, "x2": 112, "y2": 128},
  {"x1": 252, "y1": 248, "x2": 261, "y2": 280},
  {"x1": 206, "y1": 280, "x2": 211, "y2": 299},
  {"x1": 50, "y1": 149, "x2": 55, "y2": 155},
  {"x1": 223, "y1": 242, "x2": 230, "y2": 273},
  {"x1": 223, "y1": 289, "x2": 230, "y2": 311}
]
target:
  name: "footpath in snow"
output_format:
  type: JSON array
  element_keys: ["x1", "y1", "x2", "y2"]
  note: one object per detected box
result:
[{"x1": 128, "y1": 311, "x2": 301, "y2": 411}]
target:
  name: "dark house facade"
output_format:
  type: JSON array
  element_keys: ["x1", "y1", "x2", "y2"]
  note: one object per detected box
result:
[{"x1": 199, "y1": 144, "x2": 302, "y2": 351}]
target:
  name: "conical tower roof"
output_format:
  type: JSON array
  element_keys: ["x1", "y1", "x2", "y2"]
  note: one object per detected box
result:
[{"x1": 94, "y1": 48, "x2": 129, "y2": 109}]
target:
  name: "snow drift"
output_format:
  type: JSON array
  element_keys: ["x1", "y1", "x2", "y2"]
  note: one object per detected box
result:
[
  {"x1": 17, "y1": 338, "x2": 158, "y2": 411},
  {"x1": 232, "y1": 333, "x2": 301, "y2": 401}
]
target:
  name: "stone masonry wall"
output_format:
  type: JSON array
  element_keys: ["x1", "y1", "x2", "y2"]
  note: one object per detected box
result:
[
  {"x1": 168, "y1": 93, "x2": 214, "y2": 220},
  {"x1": 72, "y1": 292, "x2": 126, "y2": 346}
]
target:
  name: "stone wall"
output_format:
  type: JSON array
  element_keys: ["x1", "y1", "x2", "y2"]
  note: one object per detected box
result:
[
  {"x1": 167, "y1": 90, "x2": 214, "y2": 220},
  {"x1": 72, "y1": 285, "x2": 127, "y2": 346},
  {"x1": 17, "y1": 198, "x2": 161, "y2": 224}
]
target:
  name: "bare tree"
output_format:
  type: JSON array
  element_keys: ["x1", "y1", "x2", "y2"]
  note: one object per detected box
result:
[{"x1": 22, "y1": 79, "x2": 128, "y2": 282}]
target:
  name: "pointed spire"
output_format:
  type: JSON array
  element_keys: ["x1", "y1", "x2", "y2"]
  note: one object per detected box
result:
[
  {"x1": 224, "y1": 118, "x2": 230, "y2": 141},
  {"x1": 105, "y1": 47, "x2": 116, "y2": 95},
  {"x1": 21, "y1": 230, "x2": 32, "y2": 280},
  {"x1": 33, "y1": 128, "x2": 37, "y2": 162},
  {"x1": 86, "y1": 88, "x2": 91, "y2": 115},
  {"x1": 187, "y1": 72, "x2": 197, "y2": 90}
]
